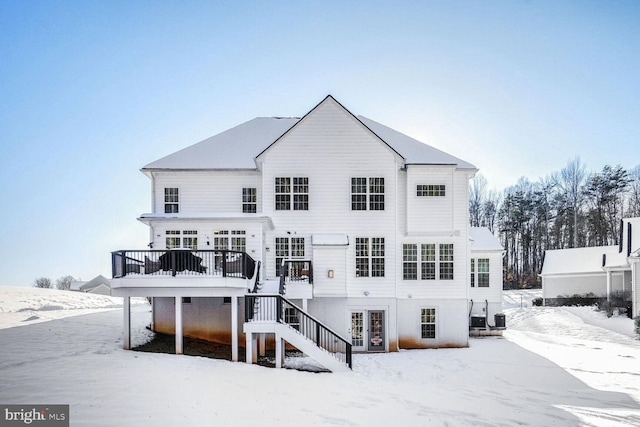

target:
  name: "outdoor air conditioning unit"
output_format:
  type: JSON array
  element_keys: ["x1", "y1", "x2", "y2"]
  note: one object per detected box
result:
[{"x1": 470, "y1": 316, "x2": 486, "y2": 328}]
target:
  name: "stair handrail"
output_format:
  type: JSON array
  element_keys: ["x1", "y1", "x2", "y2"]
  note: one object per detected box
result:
[{"x1": 244, "y1": 294, "x2": 352, "y2": 369}]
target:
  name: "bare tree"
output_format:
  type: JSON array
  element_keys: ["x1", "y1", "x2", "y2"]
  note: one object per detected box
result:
[
  {"x1": 55, "y1": 275, "x2": 74, "y2": 291},
  {"x1": 555, "y1": 157, "x2": 587, "y2": 248},
  {"x1": 33, "y1": 277, "x2": 52, "y2": 288},
  {"x1": 469, "y1": 174, "x2": 488, "y2": 227},
  {"x1": 627, "y1": 165, "x2": 640, "y2": 217}
]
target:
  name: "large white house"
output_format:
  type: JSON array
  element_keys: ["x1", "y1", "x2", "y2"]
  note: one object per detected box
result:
[{"x1": 111, "y1": 96, "x2": 504, "y2": 371}]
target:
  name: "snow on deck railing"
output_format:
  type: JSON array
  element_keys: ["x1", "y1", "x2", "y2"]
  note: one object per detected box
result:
[{"x1": 111, "y1": 249, "x2": 257, "y2": 280}]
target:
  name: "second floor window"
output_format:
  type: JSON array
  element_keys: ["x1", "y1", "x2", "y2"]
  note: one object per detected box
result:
[
  {"x1": 401, "y1": 243, "x2": 454, "y2": 281},
  {"x1": 439, "y1": 244, "x2": 454, "y2": 280},
  {"x1": 351, "y1": 177, "x2": 384, "y2": 210},
  {"x1": 275, "y1": 177, "x2": 309, "y2": 210},
  {"x1": 470, "y1": 258, "x2": 489, "y2": 287},
  {"x1": 403, "y1": 244, "x2": 418, "y2": 280},
  {"x1": 242, "y1": 188, "x2": 257, "y2": 213},
  {"x1": 356, "y1": 237, "x2": 385, "y2": 277},
  {"x1": 164, "y1": 188, "x2": 179, "y2": 213}
]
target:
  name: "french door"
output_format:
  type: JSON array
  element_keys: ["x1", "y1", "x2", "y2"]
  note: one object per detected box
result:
[{"x1": 349, "y1": 310, "x2": 385, "y2": 352}]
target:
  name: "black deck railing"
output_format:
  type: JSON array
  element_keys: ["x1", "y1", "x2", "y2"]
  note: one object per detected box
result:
[
  {"x1": 111, "y1": 249, "x2": 257, "y2": 280},
  {"x1": 279, "y1": 259, "x2": 313, "y2": 295},
  {"x1": 245, "y1": 294, "x2": 352, "y2": 369}
]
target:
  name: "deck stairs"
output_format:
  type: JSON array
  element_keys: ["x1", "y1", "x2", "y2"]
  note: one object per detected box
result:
[{"x1": 243, "y1": 280, "x2": 352, "y2": 372}]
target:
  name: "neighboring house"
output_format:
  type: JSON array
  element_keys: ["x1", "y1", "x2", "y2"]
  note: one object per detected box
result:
[
  {"x1": 111, "y1": 95, "x2": 504, "y2": 371},
  {"x1": 541, "y1": 218, "x2": 640, "y2": 317},
  {"x1": 71, "y1": 275, "x2": 112, "y2": 296}
]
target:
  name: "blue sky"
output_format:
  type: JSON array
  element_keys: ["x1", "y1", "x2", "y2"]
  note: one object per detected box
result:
[{"x1": 1, "y1": 1, "x2": 639, "y2": 286}]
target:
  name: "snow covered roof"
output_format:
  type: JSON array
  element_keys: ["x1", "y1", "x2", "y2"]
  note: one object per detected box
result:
[
  {"x1": 540, "y1": 246, "x2": 618, "y2": 276},
  {"x1": 357, "y1": 116, "x2": 475, "y2": 169},
  {"x1": 143, "y1": 117, "x2": 299, "y2": 171},
  {"x1": 469, "y1": 227, "x2": 503, "y2": 252},
  {"x1": 142, "y1": 97, "x2": 475, "y2": 172},
  {"x1": 312, "y1": 234, "x2": 349, "y2": 246},
  {"x1": 603, "y1": 250, "x2": 630, "y2": 269},
  {"x1": 138, "y1": 212, "x2": 275, "y2": 228},
  {"x1": 79, "y1": 275, "x2": 111, "y2": 292}
]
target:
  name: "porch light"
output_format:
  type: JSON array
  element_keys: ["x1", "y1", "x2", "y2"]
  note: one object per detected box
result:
[{"x1": 328, "y1": 270, "x2": 334, "y2": 278}]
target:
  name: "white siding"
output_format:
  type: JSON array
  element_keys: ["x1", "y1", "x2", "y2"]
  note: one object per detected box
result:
[
  {"x1": 542, "y1": 274, "x2": 608, "y2": 300},
  {"x1": 468, "y1": 251, "x2": 503, "y2": 306},
  {"x1": 397, "y1": 298, "x2": 468, "y2": 348},
  {"x1": 312, "y1": 246, "x2": 348, "y2": 297},
  {"x1": 406, "y1": 167, "x2": 455, "y2": 234},
  {"x1": 153, "y1": 171, "x2": 261, "y2": 214},
  {"x1": 258, "y1": 98, "x2": 401, "y2": 296}
]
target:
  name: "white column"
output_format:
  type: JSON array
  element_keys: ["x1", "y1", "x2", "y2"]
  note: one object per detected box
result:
[
  {"x1": 252, "y1": 334, "x2": 258, "y2": 363},
  {"x1": 633, "y1": 263, "x2": 638, "y2": 318},
  {"x1": 275, "y1": 334, "x2": 282, "y2": 369},
  {"x1": 259, "y1": 333, "x2": 266, "y2": 357},
  {"x1": 606, "y1": 270, "x2": 612, "y2": 301},
  {"x1": 245, "y1": 332, "x2": 253, "y2": 365},
  {"x1": 302, "y1": 298, "x2": 308, "y2": 312},
  {"x1": 175, "y1": 297, "x2": 183, "y2": 354},
  {"x1": 123, "y1": 296, "x2": 131, "y2": 350},
  {"x1": 231, "y1": 295, "x2": 238, "y2": 362}
]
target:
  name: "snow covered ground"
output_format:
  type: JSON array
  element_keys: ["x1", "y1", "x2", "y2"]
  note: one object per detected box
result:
[{"x1": 0, "y1": 287, "x2": 639, "y2": 426}]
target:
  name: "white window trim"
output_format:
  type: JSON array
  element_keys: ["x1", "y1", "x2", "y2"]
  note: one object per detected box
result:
[{"x1": 420, "y1": 307, "x2": 437, "y2": 340}]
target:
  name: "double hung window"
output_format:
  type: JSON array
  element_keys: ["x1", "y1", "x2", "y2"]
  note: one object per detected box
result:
[
  {"x1": 164, "y1": 188, "x2": 179, "y2": 213},
  {"x1": 421, "y1": 308, "x2": 436, "y2": 339},
  {"x1": 470, "y1": 258, "x2": 489, "y2": 287},
  {"x1": 275, "y1": 177, "x2": 309, "y2": 210},
  {"x1": 351, "y1": 177, "x2": 384, "y2": 210},
  {"x1": 355, "y1": 237, "x2": 385, "y2": 277},
  {"x1": 242, "y1": 188, "x2": 257, "y2": 213},
  {"x1": 401, "y1": 243, "x2": 454, "y2": 281}
]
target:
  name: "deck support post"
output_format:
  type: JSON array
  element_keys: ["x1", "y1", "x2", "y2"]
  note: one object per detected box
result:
[
  {"x1": 259, "y1": 333, "x2": 266, "y2": 357},
  {"x1": 231, "y1": 295, "x2": 238, "y2": 362},
  {"x1": 123, "y1": 296, "x2": 131, "y2": 350},
  {"x1": 245, "y1": 333, "x2": 253, "y2": 365},
  {"x1": 275, "y1": 334, "x2": 282, "y2": 369},
  {"x1": 175, "y1": 296, "x2": 183, "y2": 354}
]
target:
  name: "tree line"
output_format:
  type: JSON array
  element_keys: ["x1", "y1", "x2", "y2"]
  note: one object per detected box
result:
[
  {"x1": 470, "y1": 158, "x2": 640, "y2": 289},
  {"x1": 33, "y1": 276, "x2": 74, "y2": 290}
]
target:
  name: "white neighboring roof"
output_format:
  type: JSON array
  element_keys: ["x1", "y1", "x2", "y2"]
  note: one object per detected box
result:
[
  {"x1": 312, "y1": 234, "x2": 349, "y2": 246},
  {"x1": 541, "y1": 246, "x2": 618, "y2": 276},
  {"x1": 469, "y1": 227, "x2": 503, "y2": 252},
  {"x1": 79, "y1": 275, "x2": 111, "y2": 292},
  {"x1": 141, "y1": 97, "x2": 476, "y2": 172},
  {"x1": 603, "y1": 250, "x2": 629, "y2": 269}
]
